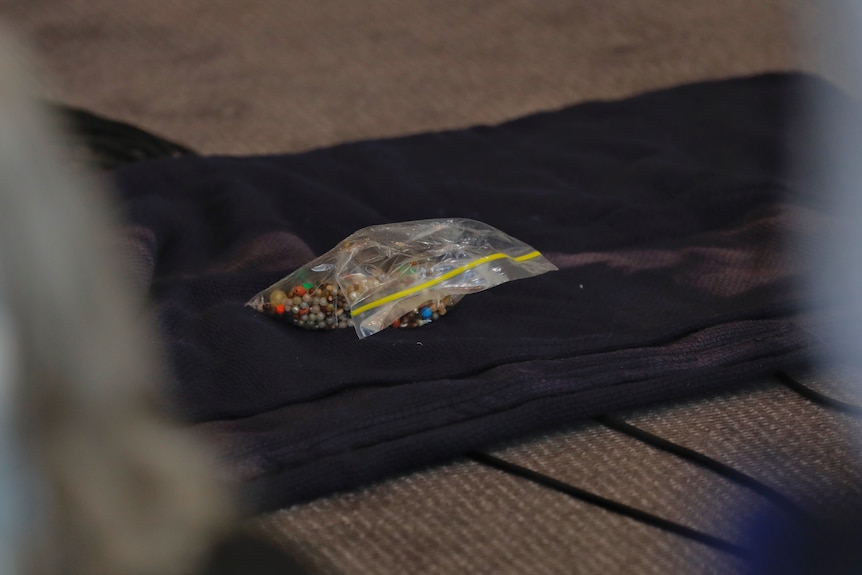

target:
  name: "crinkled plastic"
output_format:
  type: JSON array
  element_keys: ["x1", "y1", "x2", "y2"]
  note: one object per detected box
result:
[{"x1": 246, "y1": 218, "x2": 558, "y2": 338}]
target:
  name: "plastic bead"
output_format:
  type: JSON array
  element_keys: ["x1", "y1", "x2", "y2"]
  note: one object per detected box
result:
[{"x1": 270, "y1": 289, "x2": 288, "y2": 306}]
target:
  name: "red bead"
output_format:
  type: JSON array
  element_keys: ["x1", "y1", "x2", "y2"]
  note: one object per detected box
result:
[
  {"x1": 293, "y1": 286, "x2": 307, "y2": 296},
  {"x1": 275, "y1": 304, "x2": 286, "y2": 315}
]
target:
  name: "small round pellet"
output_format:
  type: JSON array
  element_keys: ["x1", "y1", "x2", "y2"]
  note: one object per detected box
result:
[
  {"x1": 269, "y1": 289, "x2": 288, "y2": 306},
  {"x1": 260, "y1": 276, "x2": 459, "y2": 334}
]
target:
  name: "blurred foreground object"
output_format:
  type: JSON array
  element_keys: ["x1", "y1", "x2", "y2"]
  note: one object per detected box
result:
[
  {"x1": 743, "y1": 1, "x2": 862, "y2": 573},
  {"x1": 804, "y1": 1, "x2": 862, "y2": 377},
  {"x1": 0, "y1": 28, "x2": 229, "y2": 575}
]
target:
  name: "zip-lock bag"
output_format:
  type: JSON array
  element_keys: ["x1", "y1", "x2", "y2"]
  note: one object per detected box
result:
[{"x1": 247, "y1": 218, "x2": 557, "y2": 338}]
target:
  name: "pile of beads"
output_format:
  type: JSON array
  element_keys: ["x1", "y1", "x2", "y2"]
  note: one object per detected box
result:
[
  {"x1": 260, "y1": 282, "x2": 350, "y2": 330},
  {"x1": 390, "y1": 295, "x2": 458, "y2": 329},
  {"x1": 258, "y1": 280, "x2": 459, "y2": 332}
]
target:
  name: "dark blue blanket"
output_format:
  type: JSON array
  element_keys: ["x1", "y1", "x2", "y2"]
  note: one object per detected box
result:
[{"x1": 113, "y1": 73, "x2": 821, "y2": 512}]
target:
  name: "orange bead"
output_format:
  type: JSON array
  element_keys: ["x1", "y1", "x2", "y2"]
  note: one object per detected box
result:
[
  {"x1": 293, "y1": 286, "x2": 307, "y2": 296},
  {"x1": 275, "y1": 304, "x2": 286, "y2": 315}
]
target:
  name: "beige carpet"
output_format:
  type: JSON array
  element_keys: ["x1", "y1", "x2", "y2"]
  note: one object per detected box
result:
[
  {"x1": 252, "y1": 369, "x2": 862, "y2": 575},
  {"x1": 3, "y1": 2, "x2": 860, "y2": 573},
  {"x1": 2, "y1": 0, "x2": 809, "y2": 156}
]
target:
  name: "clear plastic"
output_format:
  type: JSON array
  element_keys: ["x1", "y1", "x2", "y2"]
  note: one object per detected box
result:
[{"x1": 246, "y1": 218, "x2": 558, "y2": 338}]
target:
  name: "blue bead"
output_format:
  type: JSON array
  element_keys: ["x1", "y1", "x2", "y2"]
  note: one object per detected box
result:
[{"x1": 420, "y1": 306, "x2": 432, "y2": 319}]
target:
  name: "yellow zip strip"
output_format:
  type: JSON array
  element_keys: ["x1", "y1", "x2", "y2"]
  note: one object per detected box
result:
[{"x1": 349, "y1": 250, "x2": 543, "y2": 317}]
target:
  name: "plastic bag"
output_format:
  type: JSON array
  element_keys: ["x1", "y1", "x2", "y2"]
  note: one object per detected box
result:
[{"x1": 246, "y1": 218, "x2": 557, "y2": 338}]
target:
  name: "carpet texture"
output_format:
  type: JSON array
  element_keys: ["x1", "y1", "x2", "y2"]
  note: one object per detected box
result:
[
  {"x1": 253, "y1": 369, "x2": 862, "y2": 575},
  {"x1": 2, "y1": 0, "x2": 807, "y2": 156}
]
